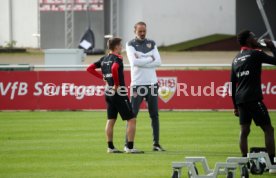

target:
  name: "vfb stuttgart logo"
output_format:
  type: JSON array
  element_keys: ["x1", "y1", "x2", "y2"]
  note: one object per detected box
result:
[{"x1": 158, "y1": 77, "x2": 177, "y2": 103}]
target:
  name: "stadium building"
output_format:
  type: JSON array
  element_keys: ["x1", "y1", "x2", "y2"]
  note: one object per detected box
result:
[{"x1": 0, "y1": 0, "x2": 275, "y2": 49}]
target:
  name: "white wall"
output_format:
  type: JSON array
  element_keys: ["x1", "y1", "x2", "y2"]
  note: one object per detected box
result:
[
  {"x1": 0, "y1": 0, "x2": 11, "y2": 46},
  {"x1": 119, "y1": 0, "x2": 236, "y2": 46},
  {"x1": 0, "y1": 0, "x2": 38, "y2": 48},
  {"x1": 118, "y1": 0, "x2": 143, "y2": 45},
  {"x1": 12, "y1": 0, "x2": 38, "y2": 48},
  {"x1": 0, "y1": 0, "x2": 235, "y2": 48}
]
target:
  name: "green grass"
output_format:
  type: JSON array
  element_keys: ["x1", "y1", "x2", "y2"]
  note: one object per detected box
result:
[
  {"x1": 0, "y1": 49, "x2": 43, "y2": 56},
  {"x1": 159, "y1": 34, "x2": 234, "y2": 51},
  {"x1": 0, "y1": 111, "x2": 275, "y2": 178}
]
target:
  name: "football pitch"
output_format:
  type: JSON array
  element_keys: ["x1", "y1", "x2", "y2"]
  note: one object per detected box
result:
[{"x1": 0, "y1": 111, "x2": 275, "y2": 178}]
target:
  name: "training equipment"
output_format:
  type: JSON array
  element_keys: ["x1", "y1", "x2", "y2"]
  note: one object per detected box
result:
[
  {"x1": 226, "y1": 157, "x2": 249, "y2": 178},
  {"x1": 171, "y1": 153, "x2": 276, "y2": 177},
  {"x1": 171, "y1": 157, "x2": 238, "y2": 178},
  {"x1": 248, "y1": 152, "x2": 276, "y2": 175}
]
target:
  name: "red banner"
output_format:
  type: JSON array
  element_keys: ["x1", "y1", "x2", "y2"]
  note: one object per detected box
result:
[{"x1": 1, "y1": 70, "x2": 276, "y2": 110}]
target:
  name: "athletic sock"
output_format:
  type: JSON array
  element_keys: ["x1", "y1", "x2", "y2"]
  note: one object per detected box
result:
[
  {"x1": 269, "y1": 154, "x2": 275, "y2": 165},
  {"x1": 242, "y1": 154, "x2": 250, "y2": 168},
  {"x1": 127, "y1": 142, "x2": 134, "y2": 149},
  {"x1": 153, "y1": 143, "x2": 160, "y2": 147},
  {"x1": 108, "y1": 141, "x2": 115, "y2": 149}
]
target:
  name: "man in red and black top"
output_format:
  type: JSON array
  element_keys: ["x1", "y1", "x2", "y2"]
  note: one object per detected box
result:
[
  {"x1": 87, "y1": 37, "x2": 143, "y2": 154},
  {"x1": 231, "y1": 30, "x2": 276, "y2": 172}
]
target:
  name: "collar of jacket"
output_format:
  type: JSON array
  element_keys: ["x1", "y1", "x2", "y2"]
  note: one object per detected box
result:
[{"x1": 109, "y1": 52, "x2": 123, "y2": 60}]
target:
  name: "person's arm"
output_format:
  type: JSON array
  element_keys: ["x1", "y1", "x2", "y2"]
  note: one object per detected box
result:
[
  {"x1": 126, "y1": 44, "x2": 153, "y2": 67},
  {"x1": 111, "y1": 62, "x2": 119, "y2": 88},
  {"x1": 258, "y1": 40, "x2": 276, "y2": 65},
  {"x1": 86, "y1": 60, "x2": 103, "y2": 79},
  {"x1": 141, "y1": 45, "x2": 162, "y2": 68},
  {"x1": 230, "y1": 65, "x2": 239, "y2": 116}
]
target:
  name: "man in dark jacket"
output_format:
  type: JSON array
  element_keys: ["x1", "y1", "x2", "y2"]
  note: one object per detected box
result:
[{"x1": 231, "y1": 30, "x2": 276, "y2": 173}]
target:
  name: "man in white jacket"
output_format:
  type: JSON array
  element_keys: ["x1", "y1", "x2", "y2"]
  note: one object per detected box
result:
[{"x1": 126, "y1": 21, "x2": 165, "y2": 151}]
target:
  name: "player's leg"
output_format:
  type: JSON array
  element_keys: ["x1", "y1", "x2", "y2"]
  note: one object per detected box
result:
[
  {"x1": 124, "y1": 118, "x2": 143, "y2": 153},
  {"x1": 240, "y1": 124, "x2": 251, "y2": 157},
  {"x1": 105, "y1": 94, "x2": 122, "y2": 153},
  {"x1": 105, "y1": 119, "x2": 116, "y2": 148},
  {"x1": 250, "y1": 101, "x2": 275, "y2": 165},
  {"x1": 126, "y1": 118, "x2": 136, "y2": 147},
  {"x1": 238, "y1": 103, "x2": 252, "y2": 157},
  {"x1": 125, "y1": 85, "x2": 144, "y2": 144},
  {"x1": 147, "y1": 88, "x2": 159, "y2": 144},
  {"x1": 146, "y1": 84, "x2": 165, "y2": 151},
  {"x1": 260, "y1": 124, "x2": 275, "y2": 163},
  {"x1": 131, "y1": 85, "x2": 144, "y2": 117},
  {"x1": 116, "y1": 95, "x2": 144, "y2": 153}
]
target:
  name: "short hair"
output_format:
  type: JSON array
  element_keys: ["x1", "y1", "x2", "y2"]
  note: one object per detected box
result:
[
  {"x1": 107, "y1": 37, "x2": 122, "y2": 50},
  {"x1": 134, "y1": 21, "x2": 147, "y2": 30},
  {"x1": 237, "y1": 30, "x2": 252, "y2": 46}
]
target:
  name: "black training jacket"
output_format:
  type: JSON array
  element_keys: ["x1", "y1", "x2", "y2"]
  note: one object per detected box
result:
[
  {"x1": 94, "y1": 53, "x2": 125, "y2": 87},
  {"x1": 231, "y1": 47, "x2": 276, "y2": 108}
]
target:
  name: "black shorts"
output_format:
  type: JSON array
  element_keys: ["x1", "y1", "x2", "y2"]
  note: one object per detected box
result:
[
  {"x1": 105, "y1": 91, "x2": 134, "y2": 120},
  {"x1": 237, "y1": 101, "x2": 271, "y2": 126}
]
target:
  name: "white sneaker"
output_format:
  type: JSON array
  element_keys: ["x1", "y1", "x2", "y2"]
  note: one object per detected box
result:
[
  {"x1": 124, "y1": 146, "x2": 144, "y2": 154},
  {"x1": 107, "y1": 148, "x2": 123, "y2": 153},
  {"x1": 153, "y1": 144, "x2": 166, "y2": 151},
  {"x1": 269, "y1": 168, "x2": 276, "y2": 174}
]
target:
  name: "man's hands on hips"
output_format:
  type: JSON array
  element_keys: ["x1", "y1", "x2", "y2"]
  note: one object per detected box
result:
[
  {"x1": 112, "y1": 85, "x2": 119, "y2": 91},
  {"x1": 234, "y1": 108, "x2": 239, "y2": 117}
]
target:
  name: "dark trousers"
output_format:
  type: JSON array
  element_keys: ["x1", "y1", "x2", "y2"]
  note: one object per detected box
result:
[{"x1": 130, "y1": 84, "x2": 160, "y2": 145}]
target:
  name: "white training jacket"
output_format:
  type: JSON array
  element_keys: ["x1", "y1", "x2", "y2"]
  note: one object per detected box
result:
[{"x1": 126, "y1": 38, "x2": 161, "y2": 86}]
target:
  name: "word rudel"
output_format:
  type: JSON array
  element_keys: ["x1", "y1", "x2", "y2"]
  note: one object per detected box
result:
[{"x1": 1, "y1": 81, "x2": 276, "y2": 100}]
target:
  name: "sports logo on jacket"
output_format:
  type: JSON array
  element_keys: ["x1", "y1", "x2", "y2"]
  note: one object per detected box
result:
[
  {"x1": 146, "y1": 43, "x2": 152, "y2": 49},
  {"x1": 157, "y1": 77, "x2": 177, "y2": 103}
]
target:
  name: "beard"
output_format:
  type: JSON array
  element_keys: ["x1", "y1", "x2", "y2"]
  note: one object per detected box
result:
[
  {"x1": 140, "y1": 35, "x2": 145, "y2": 39},
  {"x1": 137, "y1": 35, "x2": 146, "y2": 40}
]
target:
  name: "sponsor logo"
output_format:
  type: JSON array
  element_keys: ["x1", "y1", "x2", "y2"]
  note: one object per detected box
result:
[
  {"x1": 233, "y1": 55, "x2": 251, "y2": 64},
  {"x1": 1, "y1": 81, "x2": 276, "y2": 101},
  {"x1": 158, "y1": 77, "x2": 177, "y2": 103},
  {"x1": 237, "y1": 70, "x2": 250, "y2": 78},
  {"x1": 103, "y1": 73, "x2": 112, "y2": 78}
]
